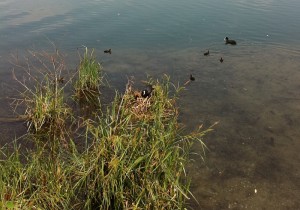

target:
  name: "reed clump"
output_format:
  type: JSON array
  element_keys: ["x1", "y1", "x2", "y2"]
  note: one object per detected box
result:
[
  {"x1": 72, "y1": 75, "x2": 194, "y2": 209},
  {"x1": 122, "y1": 78, "x2": 178, "y2": 122},
  {"x1": 11, "y1": 50, "x2": 71, "y2": 142},
  {"x1": 75, "y1": 47, "x2": 103, "y2": 103},
  {"x1": 1, "y1": 49, "x2": 214, "y2": 209}
]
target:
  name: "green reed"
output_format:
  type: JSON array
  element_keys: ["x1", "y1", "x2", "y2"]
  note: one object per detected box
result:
[
  {"x1": 70, "y1": 76, "x2": 194, "y2": 209},
  {"x1": 11, "y1": 51, "x2": 71, "y2": 142},
  {"x1": 1, "y1": 51, "x2": 213, "y2": 209},
  {"x1": 75, "y1": 47, "x2": 103, "y2": 99}
]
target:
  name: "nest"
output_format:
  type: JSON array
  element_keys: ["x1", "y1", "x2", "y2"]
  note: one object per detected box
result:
[
  {"x1": 132, "y1": 93, "x2": 152, "y2": 115},
  {"x1": 123, "y1": 79, "x2": 177, "y2": 122},
  {"x1": 122, "y1": 80, "x2": 152, "y2": 119}
]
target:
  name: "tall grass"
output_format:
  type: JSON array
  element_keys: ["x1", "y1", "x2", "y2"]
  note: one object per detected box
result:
[
  {"x1": 0, "y1": 143, "x2": 75, "y2": 209},
  {"x1": 11, "y1": 51, "x2": 71, "y2": 145},
  {"x1": 1, "y1": 50, "x2": 214, "y2": 209},
  {"x1": 75, "y1": 47, "x2": 103, "y2": 102},
  {"x1": 71, "y1": 76, "x2": 198, "y2": 209}
]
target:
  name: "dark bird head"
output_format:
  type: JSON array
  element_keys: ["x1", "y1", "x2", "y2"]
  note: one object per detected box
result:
[
  {"x1": 141, "y1": 89, "x2": 150, "y2": 98},
  {"x1": 141, "y1": 85, "x2": 154, "y2": 98}
]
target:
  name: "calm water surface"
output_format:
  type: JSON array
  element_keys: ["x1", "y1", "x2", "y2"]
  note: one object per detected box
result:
[{"x1": 1, "y1": 0, "x2": 300, "y2": 209}]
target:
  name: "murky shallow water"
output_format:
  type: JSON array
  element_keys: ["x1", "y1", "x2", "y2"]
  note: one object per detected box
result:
[
  {"x1": 1, "y1": 0, "x2": 300, "y2": 209},
  {"x1": 180, "y1": 46, "x2": 300, "y2": 209}
]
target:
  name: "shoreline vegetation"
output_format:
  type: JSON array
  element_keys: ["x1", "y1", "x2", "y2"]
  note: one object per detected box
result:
[{"x1": 0, "y1": 48, "x2": 214, "y2": 209}]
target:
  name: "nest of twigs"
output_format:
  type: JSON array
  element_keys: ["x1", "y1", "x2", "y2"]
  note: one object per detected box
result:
[{"x1": 122, "y1": 79, "x2": 177, "y2": 122}]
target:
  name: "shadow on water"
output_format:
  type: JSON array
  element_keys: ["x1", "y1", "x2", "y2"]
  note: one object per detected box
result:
[{"x1": 1, "y1": 45, "x2": 300, "y2": 209}]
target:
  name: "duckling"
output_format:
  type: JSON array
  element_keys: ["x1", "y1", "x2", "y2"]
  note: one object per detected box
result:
[
  {"x1": 58, "y1": 77, "x2": 64, "y2": 84},
  {"x1": 134, "y1": 90, "x2": 142, "y2": 99},
  {"x1": 204, "y1": 50, "x2": 209, "y2": 56},
  {"x1": 104, "y1": 49, "x2": 112, "y2": 54},
  {"x1": 220, "y1": 57, "x2": 224, "y2": 63},
  {"x1": 224, "y1": 37, "x2": 237, "y2": 45},
  {"x1": 53, "y1": 77, "x2": 64, "y2": 84},
  {"x1": 184, "y1": 74, "x2": 195, "y2": 85},
  {"x1": 190, "y1": 74, "x2": 195, "y2": 81}
]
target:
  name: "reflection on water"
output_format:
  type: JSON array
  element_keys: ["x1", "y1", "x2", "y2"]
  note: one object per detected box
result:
[
  {"x1": 1, "y1": 0, "x2": 300, "y2": 209},
  {"x1": 0, "y1": 0, "x2": 82, "y2": 27}
]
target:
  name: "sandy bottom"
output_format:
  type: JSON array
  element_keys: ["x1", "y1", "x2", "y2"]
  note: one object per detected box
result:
[{"x1": 1, "y1": 44, "x2": 300, "y2": 209}]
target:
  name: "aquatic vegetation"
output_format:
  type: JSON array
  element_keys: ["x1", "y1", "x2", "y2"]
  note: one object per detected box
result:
[
  {"x1": 75, "y1": 47, "x2": 103, "y2": 101},
  {"x1": 11, "y1": 50, "x2": 71, "y2": 141},
  {"x1": 1, "y1": 51, "x2": 213, "y2": 209}
]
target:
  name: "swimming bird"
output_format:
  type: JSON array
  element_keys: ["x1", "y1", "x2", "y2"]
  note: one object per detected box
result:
[
  {"x1": 224, "y1": 37, "x2": 237, "y2": 45},
  {"x1": 184, "y1": 74, "x2": 195, "y2": 85},
  {"x1": 220, "y1": 57, "x2": 224, "y2": 63},
  {"x1": 190, "y1": 74, "x2": 195, "y2": 81},
  {"x1": 104, "y1": 49, "x2": 112, "y2": 54},
  {"x1": 204, "y1": 50, "x2": 209, "y2": 56}
]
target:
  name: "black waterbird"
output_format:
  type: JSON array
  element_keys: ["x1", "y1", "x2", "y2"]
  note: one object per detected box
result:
[
  {"x1": 141, "y1": 85, "x2": 154, "y2": 98},
  {"x1": 224, "y1": 37, "x2": 237, "y2": 45},
  {"x1": 104, "y1": 49, "x2": 112, "y2": 54},
  {"x1": 204, "y1": 50, "x2": 209, "y2": 56},
  {"x1": 190, "y1": 74, "x2": 195, "y2": 81},
  {"x1": 220, "y1": 57, "x2": 224, "y2": 63},
  {"x1": 184, "y1": 74, "x2": 195, "y2": 85}
]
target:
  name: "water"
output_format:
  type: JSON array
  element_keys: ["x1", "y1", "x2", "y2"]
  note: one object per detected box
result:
[{"x1": 1, "y1": 0, "x2": 300, "y2": 209}]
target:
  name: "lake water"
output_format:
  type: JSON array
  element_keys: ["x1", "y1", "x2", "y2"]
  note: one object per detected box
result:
[{"x1": 1, "y1": 0, "x2": 300, "y2": 209}]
